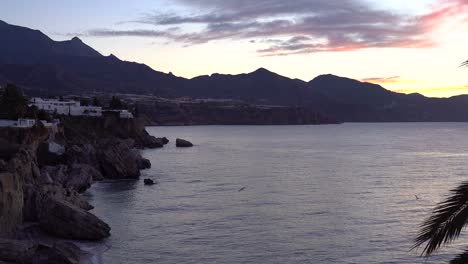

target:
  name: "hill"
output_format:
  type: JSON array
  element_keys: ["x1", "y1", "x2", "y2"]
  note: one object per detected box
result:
[{"x1": 1, "y1": 20, "x2": 468, "y2": 122}]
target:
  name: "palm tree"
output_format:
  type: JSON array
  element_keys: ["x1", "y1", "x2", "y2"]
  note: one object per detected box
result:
[
  {"x1": 414, "y1": 182, "x2": 468, "y2": 261},
  {"x1": 413, "y1": 60, "x2": 468, "y2": 262}
]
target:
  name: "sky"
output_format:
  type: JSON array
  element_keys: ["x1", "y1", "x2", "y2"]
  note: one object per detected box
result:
[{"x1": 1, "y1": 0, "x2": 468, "y2": 97}]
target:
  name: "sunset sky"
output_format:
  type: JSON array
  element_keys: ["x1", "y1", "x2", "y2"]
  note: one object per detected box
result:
[{"x1": 1, "y1": 0, "x2": 467, "y2": 97}]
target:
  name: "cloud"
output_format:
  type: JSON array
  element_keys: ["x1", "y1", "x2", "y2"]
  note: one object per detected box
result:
[
  {"x1": 76, "y1": 0, "x2": 468, "y2": 56},
  {"x1": 362, "y1": 76, "x2": 402, "y2": 84}
]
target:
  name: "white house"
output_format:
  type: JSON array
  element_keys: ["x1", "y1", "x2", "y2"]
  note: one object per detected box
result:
[
  {"x1": 30, "y1": 97, "x2": 135, "y2": 119},
  {"x1": 30, "y1": 98, "x2": 103, "y2": 117},
  {"x1": 16, "y1": 119, "x2": 36, "y2": 128},
  {"x1": 119, "y1": 110, "x2": 134, "y2": 119}
]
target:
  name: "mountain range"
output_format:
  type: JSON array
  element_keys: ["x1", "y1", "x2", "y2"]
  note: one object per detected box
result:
[{"x1": 1, "y1": 20, "x2": 468, "y2": 122}]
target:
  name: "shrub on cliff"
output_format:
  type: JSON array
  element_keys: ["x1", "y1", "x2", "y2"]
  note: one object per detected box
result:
[
  {"x1": 0, "y1": 83, "x2": 28, "y2": 120},
  {"x1": 109, "y1": 96, "x2": 127, "y2": 110},
  {"x1": 26, "y1": 106, "x2": 52, "y2": 122}
]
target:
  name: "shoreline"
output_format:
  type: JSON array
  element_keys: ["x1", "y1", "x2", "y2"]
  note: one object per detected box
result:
[{"x1": 0, "y1": 116, "x2": 168, "y2": 263}]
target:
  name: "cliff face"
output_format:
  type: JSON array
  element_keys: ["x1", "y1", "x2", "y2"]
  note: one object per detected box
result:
[
  {"x1": 137, "y1": 100, "x2": 339, "y2": 126},
  {"x1": 0, "y1": 126, "x2": 48, "y2": 237},
  {"x1": 61, "y1": 115, "x2": 165, "y2": 148},
  {"x1": 0, "y1": 171, "x2": 23, "y2": 237},
  {"x1": 0, "y1": 116, "x2": 165, "y2": 262},
  {"x1": 60, "y1": 116, "x2": 166, "y2": 179}
]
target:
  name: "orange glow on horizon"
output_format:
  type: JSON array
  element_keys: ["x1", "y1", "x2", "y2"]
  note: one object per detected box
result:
[{"x1": 392, "y1": 86, "x2": 468, "y2": 98}]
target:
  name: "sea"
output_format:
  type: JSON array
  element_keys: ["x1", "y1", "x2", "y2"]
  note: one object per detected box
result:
[{"x1": 84, "y1": 123, "x2": 468, "y2": 263}]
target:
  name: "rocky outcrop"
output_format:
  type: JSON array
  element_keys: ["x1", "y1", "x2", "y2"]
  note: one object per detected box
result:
[
  {"x1": 6, "y1": 149, "x2": 41, "y2": 186},
  {"x1": 97, "y1": 139, "x2": 143, "y2": 179},
  {"x1": 0, "y1": 125, "x2": 48, "y2": 149},
  {"x1": 176, "y1": 138, "x2": 194, "y2": 147},
  {"x1": 0, "y1": 148, "x2": 41, "y2": 237},
  {"x1": 37, "y1": 196, "x2": 110, "y2": 240},
  {"x1": 66, "y1": 164, "x2": 99, "y2": 192},
  {"x1": 0, "y1": 115, "x2": 161, "y2": 262},
  {"x1": 65, "y1": 144, "x2": 100, "y2": 172},
  {"x1": 32, "y1": 242, "x2": 81, "y2": 264},
  {"x1": 0, "y1": 172, "x2": 23, "y2": 238},
  {"x1": 136, "y1": 99, "x2": 340, "y2": 125},
  {"x1": 39, "y1": 164, "x2": 99, "y2": 193},
  {"x1": 23, "y1": 184, "x2": 93, "y2": 222},
  {"x1": 0, "y1": 126, "x2": 111, "y2": 243},
  {"x1": 61, "y1": 116, "x2": 164, "y2": 149},
  {"x1": 139, "y1": 158, "x2": 151, "y2": 170},
  {"x1": 144, "y1": 179, "x2": 155, "y2": 185},
  {"x1": 41, "y1": 165, "x2": 68, "y2": 185},
  {"x1": 0, "y1": 239, "x2": 81, "y2": 264},
  {"x1": 60, "y1": 116, "x2": 160, "y2": 180},
  {"x1": 0, "y1": 239, "x2": 37, "y2": 263},
  {"x1": 135, "y1": 130, "x2": 166, "y2": 149}
]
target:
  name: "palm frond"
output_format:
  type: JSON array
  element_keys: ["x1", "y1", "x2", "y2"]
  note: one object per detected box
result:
[
  {"x1": 461, "y1": 60, "x2": 468, "y2": 67},
  {"x1": 414, "y1": 181, "x2": 468, "y2": 256},
  {"x1": 450, "y1": 249, "x2": 468, "y2": 264}
]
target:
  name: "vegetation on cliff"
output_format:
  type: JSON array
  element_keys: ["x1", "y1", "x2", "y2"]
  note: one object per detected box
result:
[{"x1": 0, "y1": 83, "x2": 28, "y2": 119}]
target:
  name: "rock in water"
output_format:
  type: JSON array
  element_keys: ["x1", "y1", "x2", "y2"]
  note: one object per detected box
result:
[
  {"x1": 139, "y1": 158, "x2": 152, "y2": 170},
  {"x1": 37, "y1": 196, "x2": 110, "y2": 241},
  {"x1": 160, "y1": 137, "x2": 170, "y2": 145},
  {"x1": 144, "y1": 179, "x2": 155, "y2": 185},
  {"x1": 176, "y1": 138, "x2": 194, "y2": 147}
]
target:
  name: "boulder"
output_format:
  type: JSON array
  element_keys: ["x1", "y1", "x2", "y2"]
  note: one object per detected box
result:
[
  {"x1": 23, "y1": 184, "x2": 93, "y2": 222},
  {"x1": 97, "y1": 139, "x2": 141, "y2": 179},
  {"x1": 139, "y1": 158, "x2": 151, "y2": 170},
  {"x1": 159, "y1": 137, "x2": 170, "y2": 145},
  {"x1": 0, "y1": 239, "x2": 36, "y2": 263},
  {"x1": 138, "y1": 135, "x2": 164, "y2": 149},
  {"x1": 144, "y1": 179, "x2": 155, "y2": 185},
  {"x1": 6, "y1": 148, "x2": 41, "y2": 185},
  {"x1": 176, "y1": 138, "x2": 194, "y2": 148},
  {"x1": 37, "y1": 196, "x2": 110, "y2": 241},
  {"x1": 0, "y1": 239, "x2": 80, "y2": 264},
  {"x1": 32, "y1": 242, "x2": 81, "y2": 264},
  {"x1": 41, "y1": 165, "x2": 69, "y2": 185},
  {"x1": 41, "y1": 164, "x2": 101, "y2": 192},
  {"x1": 66, "y1": 164, "x2": 99, "y2": 192},
  {"x1": 65, "y1": 144, "x2": 100, "y2": 170},
  {"x1": 37, "y1": 170, "x2": 54, "y2": 185}
]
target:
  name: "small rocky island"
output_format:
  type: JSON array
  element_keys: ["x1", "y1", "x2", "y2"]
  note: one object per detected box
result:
[{"x1": 0, "y1": 87, "x2": 169, "y2": 263}]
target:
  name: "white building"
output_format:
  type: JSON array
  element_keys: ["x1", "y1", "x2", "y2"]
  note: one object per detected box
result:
[
  {"x1": 118, "y1": 110, "x2": 134, "y2": 119},
  {"x1": 30, "y1": 98, "x2": 103, "y2": 117},
  {"x1": 16, "y1": 119, "x2": 36, "y2": 128},
  {"x1": 30, "y1": 97, "x2": 135, "y2": 119}
]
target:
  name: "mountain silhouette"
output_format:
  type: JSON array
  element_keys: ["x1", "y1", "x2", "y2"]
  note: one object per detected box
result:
[{"x1": 1, "y1": 20, "x2": 468, "y2": 122}]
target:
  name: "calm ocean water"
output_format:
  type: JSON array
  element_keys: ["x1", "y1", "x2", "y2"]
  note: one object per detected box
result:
[{"x1": 85, "y1": 123, "x2": 468, "y2": 263}]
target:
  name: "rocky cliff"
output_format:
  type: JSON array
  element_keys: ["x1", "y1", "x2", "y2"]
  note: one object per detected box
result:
[
  {"x1": 0, "y1": 116, "x2": 166, "y2": 263},
  {"x1": 136, "y1": 99, "x2": 339, "y2": 126}
]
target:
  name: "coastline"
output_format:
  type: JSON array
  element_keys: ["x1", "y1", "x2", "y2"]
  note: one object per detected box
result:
[{"x1": 0, "y1": 115, "x2": 168, "y2": 263}]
